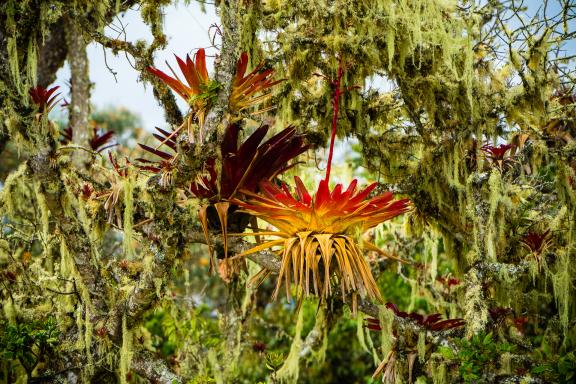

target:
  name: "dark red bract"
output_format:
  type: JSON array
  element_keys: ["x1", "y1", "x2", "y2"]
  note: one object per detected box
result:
[{"x1": 29, "y1": 85, "x2": 61, "y2": 113}]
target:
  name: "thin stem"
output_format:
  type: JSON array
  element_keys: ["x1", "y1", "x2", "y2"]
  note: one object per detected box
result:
[{"x1": 325, "y1": 62, "x2": 343, "y2": 183}]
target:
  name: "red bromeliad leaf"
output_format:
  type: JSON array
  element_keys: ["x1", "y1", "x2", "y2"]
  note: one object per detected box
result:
[
  {"x1": 90, "y1": 127, "x2": 115, "y2": 153},
  {"x1": 136, "y1": 127, "x2": 180, "y2": 187},
  {"x1": 29, "y1": 85, "x2": 61, "y2": 113},
  {"x1": 481, "y1": 143, "x2": 513, "y2": 161},
  {"x1": 147, "y1": 50, "x2": 211, "y2": 103},
  {"x1": 147, "y1": 49, "x2": 215, "y2": 129},
  {"x1": 59, "y1": 125, "x2": 115, "y2": 153},
  {"x1": 229, "y1": 52, "x2": 284, "y2": 114},
  {"x1": 520, "y1": 230, "x2": 551, "y2": 254},
  {"x1": 136, "y1": 127, "x2": 177, "y2": 167},
  {"x1": 60, "y1": 126, "x2": 73, "y2": 145},
  {"x1": 365, "y1": 317, "x2": 382, "y2": 331},
  {"x1": 365, "y1": 303, "x2": 465, "y2": 331}
]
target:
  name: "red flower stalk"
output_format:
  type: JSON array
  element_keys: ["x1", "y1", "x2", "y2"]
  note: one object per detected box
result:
[
  {"x1": 29, "y1": 85, "x2": 61, "y2": 113},
  {"x1": 325, "y1": 64, "x2": 343, "y2": 182}
]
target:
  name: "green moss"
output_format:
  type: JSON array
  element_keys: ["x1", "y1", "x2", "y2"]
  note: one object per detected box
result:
[
  {"x1": 26, "y1": 38, "x2": 37, "y2": 86},
  {"x1": 356, "y1": 312, "x2": 369, "y2": 353}
]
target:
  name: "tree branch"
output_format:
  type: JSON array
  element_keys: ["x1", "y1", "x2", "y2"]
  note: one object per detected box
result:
[
  {"x1": 131, "y1": 352, "x2": 183, "y2": 384},
  {"x1": 66, "y1": 18, "x2": 91, "y2": 166},
  {"x1": 202, "y1": 0, "x2": 242, "y2": 141},
  {"x1": 91, "y1": 32, "x2": 183, "y2": 127}
]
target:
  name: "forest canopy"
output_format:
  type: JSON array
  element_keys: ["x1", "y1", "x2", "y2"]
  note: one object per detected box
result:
[{"x1": 0, "y1": 0, "x2": 575, "y2": 383}]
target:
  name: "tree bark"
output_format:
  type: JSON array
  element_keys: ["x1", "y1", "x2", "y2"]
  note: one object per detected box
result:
[{"x1": 65, "y1": 18, "x2": 91, "y2": 165}]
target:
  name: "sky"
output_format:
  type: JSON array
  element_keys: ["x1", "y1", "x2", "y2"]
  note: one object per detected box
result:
[
  {"x1": 54, "y1": 0, "x2": 574, "y2": 132},
  {"x1": 55, "y1": 2, "x2": 219, "y2": 131}
]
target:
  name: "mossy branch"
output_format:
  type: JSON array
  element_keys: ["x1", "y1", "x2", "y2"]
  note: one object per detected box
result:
[{"x1": 131, "y1": 351, "x2": 183, "y2": 384}]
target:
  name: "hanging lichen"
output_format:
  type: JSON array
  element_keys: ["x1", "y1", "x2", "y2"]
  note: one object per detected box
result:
[
  {"x1": 276, "y1": 307, "x2": 304, "y2": 383},
  {"x1": 122, "y1": 174, "x2": 136, "y2": 259},
  {"x1": 119, "y1": 315, "x2": 133, "y2": 384}
]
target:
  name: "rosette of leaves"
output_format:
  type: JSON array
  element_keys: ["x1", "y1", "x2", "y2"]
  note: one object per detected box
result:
[
  {"x1": 232, "y1": 177, "x2": 409, "y2": 307},
  {"x1": 96, "y1": 153, "x2": 132, "y2": 226},
  {"x1": 136, "y1": 122, "x2": 309, "y2": 274},
  {"x1": 147, "y1": 49, "x2": 282, "y2": 143}
]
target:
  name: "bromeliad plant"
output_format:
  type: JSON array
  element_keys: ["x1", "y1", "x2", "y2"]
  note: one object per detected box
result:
[
  {"x1": 136, "y1": 121, "x2": 308, "y2": 272},
  {"x1": 96, "y1": 153, "x2": 132, "y2": 226},
  {"x1": 520, "y1": 229, "x2": 552, "y2": 270},
  {"x1": 60, "y1": 125, "x2": 116, "y2": 153},
  {"x1": 366, "y1": 304, "x2": 465, "y2": 383},
  {"x1": 192, "y1": 122, "x2": 308, "y2": 269},
  {"x1": 147, "y1": 49, "x2": 281, "y2": 144},
  {"x1": 232, "y1": 63, "x2": 410, "y2": 309},
  {"x1": 147, "y1": 48, "x2": 215, "y2": 133},
  {"x1": 481, "y1": 143, "x2": 514, "y2": 171},
  {"x1": 136, "y1": 126, "x2": 180, "y2": 187},
  {"x1": 29, "y1": 85, "x2": 61, "y2": 114}
]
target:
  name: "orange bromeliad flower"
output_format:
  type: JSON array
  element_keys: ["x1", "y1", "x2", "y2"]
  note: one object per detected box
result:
[
  {"x1": 232, "y1": 177, "x2": 409, "y2": 304},
  {"x1": 231, "y1": 62, "x2": 410, "y2": 308}
]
